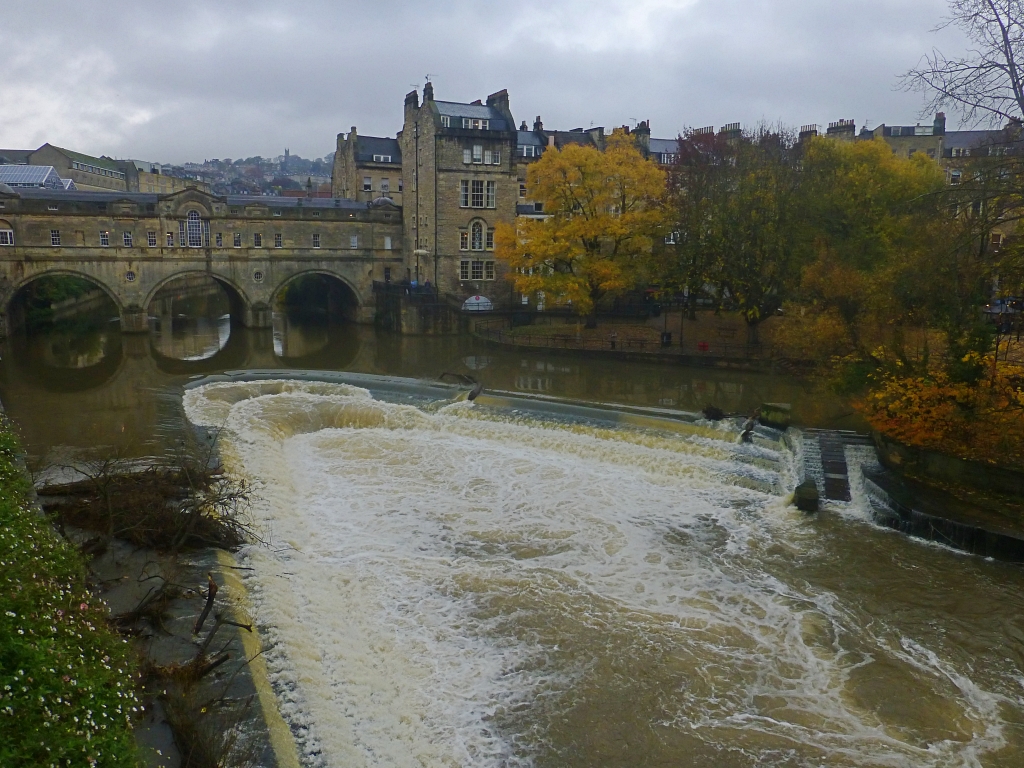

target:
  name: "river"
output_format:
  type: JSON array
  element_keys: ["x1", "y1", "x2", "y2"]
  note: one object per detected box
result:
[{"x1": 2, "y1": 300, "x2": 1023, "y2": 767}]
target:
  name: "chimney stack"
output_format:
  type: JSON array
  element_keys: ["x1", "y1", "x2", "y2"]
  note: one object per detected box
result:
[
  {"x1": 423, "y1": 82, "x2": 434, "y2": 102},
  {"x1": 486, "y1": 89, "x2": 510, "y2": 113}
]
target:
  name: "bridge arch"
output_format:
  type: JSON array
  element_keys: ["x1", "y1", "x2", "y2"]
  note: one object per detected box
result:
[
  {"x1": 3, "y1": 270, "x2": 125, "y2": 336},
  {"x1": 143, "y1": 271, "x2": 254, "y2": 326},
  {"x1": 6, "y1": 269, "x2": 125, "y2": 316},
  {"x1": 271, "y1": 270, "x2": 362, "y2": 322}
]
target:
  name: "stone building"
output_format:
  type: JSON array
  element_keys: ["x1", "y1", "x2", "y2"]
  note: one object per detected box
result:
[
  {"x1": 331, "y1": 85, "x2": 680, "y2": 307},
  {"x1": 116, "y1": 160, "x2": 212, "y2": 194},
  {"x1": 19, "y1": 144, "x2": 128, "y2": 192},
  {"x1": 395, "y1": 83, "x2": 519, "y2": 296},
  {"x1": 331, "y1": 129, "x2": 403, "y2": 206}
]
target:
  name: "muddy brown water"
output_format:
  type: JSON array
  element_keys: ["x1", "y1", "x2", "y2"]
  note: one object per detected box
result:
[{"x1": 3, "y1": 303, "x2": 1023, "y2": 767}]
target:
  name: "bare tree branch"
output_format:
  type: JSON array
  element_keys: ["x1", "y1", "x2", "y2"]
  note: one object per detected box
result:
[{"x1": 903, "y1": 1, "x2": 1024, "y2": 126}]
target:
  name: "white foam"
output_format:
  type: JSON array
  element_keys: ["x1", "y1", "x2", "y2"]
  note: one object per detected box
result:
[{"x1": 184, "y1": 381, "x2": 1017, "y2": 767}]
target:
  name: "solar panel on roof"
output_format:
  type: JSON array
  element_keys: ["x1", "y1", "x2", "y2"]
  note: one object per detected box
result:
[{"x1": 0, "y1": 165, "x2": 65, "y2": 188}]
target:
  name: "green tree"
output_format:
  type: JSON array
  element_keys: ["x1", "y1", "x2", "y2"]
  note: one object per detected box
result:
[
  {"x1": 660, "y1": 126, "x2": 806, "y2": 343},
  {"x1": 657, "y1": 129, "x2": 732, "y2": 320}
]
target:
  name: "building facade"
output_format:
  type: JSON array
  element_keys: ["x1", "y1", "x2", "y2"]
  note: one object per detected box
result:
[
  {"x1": 25, "y1": 144, "x2": 128, "y2": 192},
  {"x1": 331, "y1": 129, "x2": 403, "y2": 206}
]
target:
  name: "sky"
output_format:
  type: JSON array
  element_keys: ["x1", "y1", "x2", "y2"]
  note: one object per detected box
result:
[{"x1": 0, "y1": 0, "x2": 971, "y2": 165}]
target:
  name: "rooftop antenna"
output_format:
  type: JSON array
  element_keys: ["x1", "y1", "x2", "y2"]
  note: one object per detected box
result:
[
  {"x1": 629, "y1": 118, "x2": 638, "y2": 127},
  {"x1": 424, "y1": 73, "x2": 435, "y2": 83}
]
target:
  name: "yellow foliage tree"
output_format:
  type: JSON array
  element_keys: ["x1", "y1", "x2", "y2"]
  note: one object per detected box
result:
[
  {"x1": 495, "y1": 130, "x2": 665, "y2": 322},
  {"x1": 860, "y1": 356, "x2": 1024, "y2": 467}
]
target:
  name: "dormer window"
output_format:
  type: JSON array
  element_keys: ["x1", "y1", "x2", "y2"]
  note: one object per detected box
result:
[
  {"x1": 463, "y1": 118, "x2": 489, "y2": 130},
  {"x1": 518, "y1": 145, "x2": 539, "y2": 158},
  {"x1": 660, "y1": 153, "x2": 677, "y2": 164},
  {"x1": 373, "y1": 154, "x2": 392, "y2": 162},
  {"x1": 441, "y1": 116, "x2": 450, "y2": 128}
]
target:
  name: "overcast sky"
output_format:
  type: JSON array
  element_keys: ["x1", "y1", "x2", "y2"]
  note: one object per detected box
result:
[{"x1": 0, "y1": 0, "x2": 969, "y2": 164}]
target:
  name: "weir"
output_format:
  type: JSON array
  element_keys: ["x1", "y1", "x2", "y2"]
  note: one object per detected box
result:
[{"x1": 178, "y1": 373, "x2": 1024, "y2": 767}]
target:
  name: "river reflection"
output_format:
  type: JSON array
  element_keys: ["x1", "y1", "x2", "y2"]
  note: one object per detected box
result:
[
  {"x1": 149, "y1": 282, "x2": 233, "y2": 362},
  {"x1": 0, "y1": 310, "x2": 857, "y2": 462}
]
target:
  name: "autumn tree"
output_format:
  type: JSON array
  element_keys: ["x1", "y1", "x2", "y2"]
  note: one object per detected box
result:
[
  {"x1": 778, "y1": 137, "x2": 950, "y2": 368},
  {"x1": 657, "y1": 129, "x2": 733, "y2": 320},
  {"x1": 715, "y1": 128, "x2": 807, "y2": 343},
  {"x1": 495, "y1": 130, "x2": 665, "y2": 325},
  {"x1": 658, "y1": 126, "x2": 806, "y2": 343}
]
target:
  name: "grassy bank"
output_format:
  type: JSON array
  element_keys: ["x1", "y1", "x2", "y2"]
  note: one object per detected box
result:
[{"x1": 0, "y1": 421, "x2": 139, "y2": 767}]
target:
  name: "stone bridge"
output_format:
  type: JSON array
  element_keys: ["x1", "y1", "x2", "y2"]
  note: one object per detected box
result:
[{"x1": 0, "y1": 186, "x2": 407, "y2": 333}]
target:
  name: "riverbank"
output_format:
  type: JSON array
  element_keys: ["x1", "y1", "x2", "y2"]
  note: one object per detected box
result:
[
  {"x1": 473, "y1": 318, "x2": 782, "y2": 371},
  {"x1": 0, "y1": 418, "x2": 140, "y2": 767},
  {"x1": 33, "y1": 442, "x2": 301, "y2": 768}
]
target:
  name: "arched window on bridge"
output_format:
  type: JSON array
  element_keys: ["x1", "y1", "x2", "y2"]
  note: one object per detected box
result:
[{"x1": 183, "y1": 210, "x2": 210, "y2": 248}]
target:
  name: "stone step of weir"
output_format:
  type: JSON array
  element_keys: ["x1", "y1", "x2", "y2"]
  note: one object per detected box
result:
[{"x1": 801, "y1": 429, "x2": 875, "y2": 503}]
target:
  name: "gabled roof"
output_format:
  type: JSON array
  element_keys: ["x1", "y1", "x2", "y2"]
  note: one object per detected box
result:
[
  {"x1": 355, "y1": 136, "x2": 402, "y2": 164},
  {"x1": 435, "y1": 100, "x2": 510, "y2": 131},
  {"x1": 44, "y1": 144, "x2": 122, "y2": 172}
]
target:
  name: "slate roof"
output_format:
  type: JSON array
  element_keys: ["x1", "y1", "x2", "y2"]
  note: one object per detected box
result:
[
  {"x1": 943, "y1": 130, "x2": 1007, "y2": 150},
  {"x1": 0, "y1": 165, "x2": 66, "y2": 188},
  {"x1": 517, "y1": 131, "x2": 545, "y2": 146},
  {"x1": 4, "y1": 187, "x2": 375, "y2": 210},
  {"x1": 649, "y1": 138, "x2": 678, "y2": 155},
  {"x1": 355, "y1": 136, "x2": 402, "y2": 164},
  {"x1": 435, "y1": 100, "x2": 510, "y2": 131},
  {"x1": 551, "y1": 131, "x2": 596, "y2": 148},
  {"x1": 0, "y1": 149, "x2": 32, "y2": 165},
  {"x1": 50, "y1": 146, "x2": 122, "y2": 172}
]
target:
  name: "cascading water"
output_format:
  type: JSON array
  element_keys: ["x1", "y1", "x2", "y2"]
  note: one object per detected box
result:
[{"x1": 184, "y1": 380, "x2": 1024, "y2": 768}]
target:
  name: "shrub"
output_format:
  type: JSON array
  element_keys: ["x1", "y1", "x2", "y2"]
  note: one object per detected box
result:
[
  {"x1": 0, "y1": 423, "x2": 139, "y2": 767},
  {"x1": 859, "y1": 355, "x2": 1024, "y2": 467}
]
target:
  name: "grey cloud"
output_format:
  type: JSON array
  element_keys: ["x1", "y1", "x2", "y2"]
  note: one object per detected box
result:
[{"x1": 0, "y1": 0, "x2": 968, "y2": 164}]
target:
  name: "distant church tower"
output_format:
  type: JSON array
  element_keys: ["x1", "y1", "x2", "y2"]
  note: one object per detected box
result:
[{"x1": 283, "y1": 148, "x2": 290, "y2": 172}]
